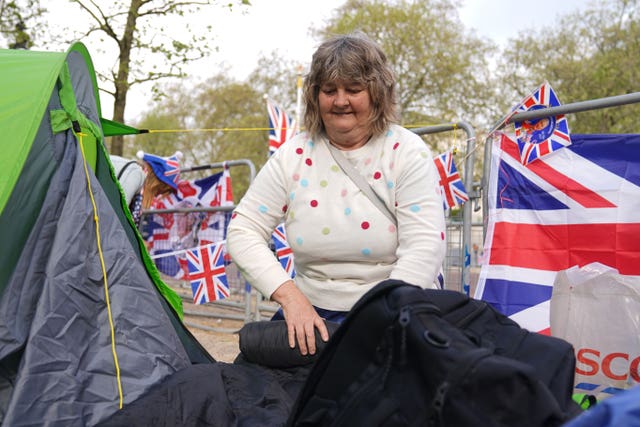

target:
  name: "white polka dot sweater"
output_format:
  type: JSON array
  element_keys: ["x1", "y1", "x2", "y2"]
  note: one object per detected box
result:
[{"x1": 226, "y1": 124, "x2": 446, "y2": 311}]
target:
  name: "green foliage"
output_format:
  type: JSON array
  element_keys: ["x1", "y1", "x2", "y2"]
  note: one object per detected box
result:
[
  {"x1": 0, "y1": 0, "x2": 46, "y2": 48},
  {"x1": 247, "y1": 51, "x2": 303, "y2": 115},
  {"x1": 133, "y1": 0, "x2": 499, "y2": 200},
  {"x1": 132, "y1": 73, "x2": 269, "y2": 200},
  {"x1": 496, "y1": 0, "x2": 640, "y2": 133},
  {"x1": 316, "y1": 0, "x2": 500, "y2": 132},
  {"x1": 128, "y1": 0, "x2": 640, "y2": 206}
]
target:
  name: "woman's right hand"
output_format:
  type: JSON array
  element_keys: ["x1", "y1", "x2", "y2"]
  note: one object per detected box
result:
[{"x1": 271, "y1": 280, "x2": 329, "y2": 356}]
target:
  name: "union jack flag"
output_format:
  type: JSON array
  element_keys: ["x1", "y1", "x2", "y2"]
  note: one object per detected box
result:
[
  {"x1": 512, "y1": 82, "x2": 572, "y2": 165},
  {"x1": 186, "y1": 242, "x2": 230, "y2": 304},
  {"x1": 146, "y1": 170, "x2": 234, "y2": 279},
  {"x1": 162, "y1": 154, "x2": 182, "y2": 187},
  {"x1": 434, "y1": 150, "x2": 469, "y2": 210},
  {"x1": 272, "y1": 223, "x2": 295, "y2": 278},
  {"x1": 475, "y1": 132, "x2": 640, "y2": 334},
  {"x1": 267, "y1": 98, "x2": 297, "y2": 155}
]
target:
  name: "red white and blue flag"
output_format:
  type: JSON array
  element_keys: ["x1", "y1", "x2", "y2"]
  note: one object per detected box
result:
[
  {"x1": 512, "y1": 82, "x2": 572, "y2": 165},
  {"x1": 267, "y1": 98, "x2": 297, "y2": 155},
  {"x1": 186, "y1": 242, "x2": 230, "y2": 304},
  {"x1": 272, "y1": 223, "x2": 296, "y2": 278},
  {"x1": 475, "y1": 132, "x2": 640, "y2": 334},
  {"x1": 146, "y1": 169, "x2": 234, "y2": 279},
  {"x1": 162, "y1": 155, "x2": 182, "y2": 185},
  {"x1": 434, "y1": 150, "x2": 469, "y2": 210}
]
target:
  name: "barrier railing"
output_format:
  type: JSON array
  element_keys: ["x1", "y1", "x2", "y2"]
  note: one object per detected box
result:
[{"x1": 413, "y1": 122, "x2": 477, "y2": 293}]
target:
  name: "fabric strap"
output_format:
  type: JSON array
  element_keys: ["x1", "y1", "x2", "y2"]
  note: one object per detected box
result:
[{"x1": 327, "y1": 142, "x2": 396, "y2": 225}]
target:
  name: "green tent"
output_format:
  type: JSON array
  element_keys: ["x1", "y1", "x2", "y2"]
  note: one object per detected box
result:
[{"x1": 0, "y1": 43, "x2": 213, "y2": 425}]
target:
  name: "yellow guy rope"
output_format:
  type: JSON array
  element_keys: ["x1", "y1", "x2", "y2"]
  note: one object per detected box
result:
[
  {"x1": 452, "y1": 124, "x2": 458, "y2": 155},
  {"x1": 77, "y1": 131, "x2": 124, "y2": 409},
  {"x1": 142, "y1": 123, "x2": 441, "y2": 135},
  {"x1": 147, "y1": 127, "x2": 274, "y2": 134}
]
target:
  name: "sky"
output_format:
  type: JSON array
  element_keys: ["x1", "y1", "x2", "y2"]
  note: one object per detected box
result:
[
  {"x1": 45, "y1": 0, "x2": 590, "y2": 122},
  {"x1": 459, "y1": 0, "x2": 590, "y2": 45}
]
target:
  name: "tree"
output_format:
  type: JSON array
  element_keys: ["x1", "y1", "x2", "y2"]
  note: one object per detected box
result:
[
  {"x1": 315, "y1": 0, "x2": 500, "y2": 135},
  {"x1": 248, "y1": 51, "x2": 304, "y2": 120},
  {"x1": 134, "y1": 0, "x2": 499, "y2": 193},
  {"x1": 133, "y1": 71, "x2": 268, "y2": 200},
  {"x1": 55, "y1": 0, "x2": 249, "y2": 156},
  {"x1": 130, "y1": 48, "x2": 306, "y2": 199},
  {"x1": 496, "y1": 0, "x2": 640, "y2": 133},
  {"x1": 0, "y1": 0, "x2": 46, "y2": 49}
]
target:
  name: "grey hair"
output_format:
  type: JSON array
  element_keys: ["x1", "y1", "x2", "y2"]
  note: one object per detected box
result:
[{"x1": 303, "y1": 31, "x2": 399, "y2": 139}]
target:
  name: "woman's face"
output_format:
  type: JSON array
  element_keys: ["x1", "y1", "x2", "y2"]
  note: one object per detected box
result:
[{"x1": 318, "y1": 80, "x2": 373, "y2": 149}]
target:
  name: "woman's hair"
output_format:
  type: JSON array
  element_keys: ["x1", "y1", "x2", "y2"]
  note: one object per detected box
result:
[
  {"x1": 141, "y1": 164, "x2": 175, "y2": 209},
  {"x1": 303, "y1": 31, "x2": 399, "y2": 139}
]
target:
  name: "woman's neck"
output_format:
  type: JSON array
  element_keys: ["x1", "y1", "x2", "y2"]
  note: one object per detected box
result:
[{"x1": 328, "y1": 132, "x2": 372, "y2": 151}]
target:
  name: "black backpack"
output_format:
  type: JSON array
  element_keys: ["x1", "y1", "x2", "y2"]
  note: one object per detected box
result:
[{"x1": 287, "y1": 279, "x2": 581, "y2": 427}]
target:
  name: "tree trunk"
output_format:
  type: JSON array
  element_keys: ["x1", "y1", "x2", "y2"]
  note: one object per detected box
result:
[{"x1": 109, "y1": 0, "x2": 142, "y2": 156}]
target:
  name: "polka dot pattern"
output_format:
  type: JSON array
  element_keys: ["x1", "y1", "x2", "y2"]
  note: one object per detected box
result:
[{"x1": 234, "y1": 126, "x2": 445, "y2": 295}]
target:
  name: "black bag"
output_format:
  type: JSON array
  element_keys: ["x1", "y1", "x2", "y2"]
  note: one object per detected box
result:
[
  {"x1": 287, "y1": 279, "x2": 581, "y2": 427},
  {"x1": 237, "y1": 320, "x2": 341, "y2": 368}
]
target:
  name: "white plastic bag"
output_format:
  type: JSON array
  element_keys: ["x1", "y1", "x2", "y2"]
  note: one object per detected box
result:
[{"x1": 550, "y1": 262, "x2": 640, "y2": 400}]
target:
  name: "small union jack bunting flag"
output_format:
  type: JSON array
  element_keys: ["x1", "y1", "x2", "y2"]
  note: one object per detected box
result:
[
  {"x1": 271, "y1": 223, "x2": 296, "y2": 278},
  {"x1": 186, "y1": 242, "x2": 230, "y2": 304},
  {"x1": 434, "y1": 150, "x2": 469, "y2": 210},
  {"x1": 512, "y1": 82, "x2": 572, "y2": 165}
]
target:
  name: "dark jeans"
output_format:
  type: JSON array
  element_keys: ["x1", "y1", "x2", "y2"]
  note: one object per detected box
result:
[{"x1": 271, "y1": 306, "x2": 348, "y2": 324}]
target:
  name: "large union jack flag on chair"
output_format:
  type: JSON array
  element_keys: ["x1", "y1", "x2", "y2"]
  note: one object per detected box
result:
[{"x1": 186, "y1": 242, "x2": 230, "y2": 304}]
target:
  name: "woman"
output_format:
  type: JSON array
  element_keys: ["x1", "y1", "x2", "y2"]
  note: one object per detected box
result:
[{"x1": 226, "y1": 31, "x2": 446, "y2": 356}]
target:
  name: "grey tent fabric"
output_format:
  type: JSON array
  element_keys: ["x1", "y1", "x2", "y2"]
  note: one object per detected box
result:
[
  {"x1": 0, "y1": 132, "x2": 192, "y2": 426},
  {"x1": 0, "y1": 43, "x2": 216, "y2": 426}
]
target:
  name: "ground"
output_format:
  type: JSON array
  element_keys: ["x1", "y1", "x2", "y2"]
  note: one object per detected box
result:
[{"x1": 168, "y1": 280, "x2": 277, "y2": 363}]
